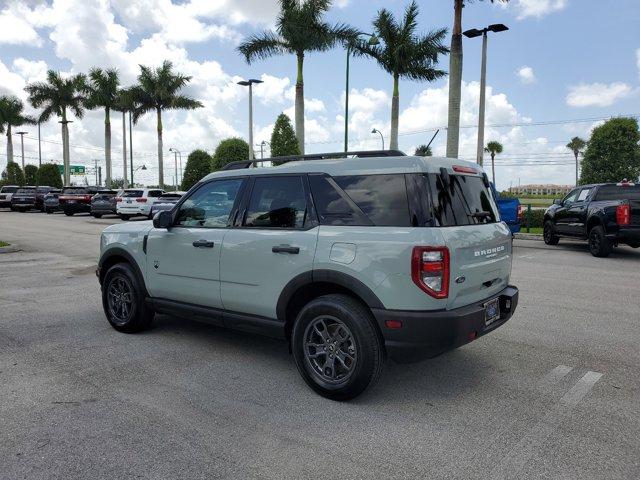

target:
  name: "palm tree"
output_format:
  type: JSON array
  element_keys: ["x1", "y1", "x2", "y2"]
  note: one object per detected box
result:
[
  {"x1": 414, "y1": 144, "x2": 432, "y2": 156},
  {"x1": 566, "y1": 136, "x2": 587, "y2": 186},
  {"x1": 446, "y1": 0, "x2": 508, "y2": 159},
  {"x1": 238, "y1": 0, "x2": 355, "y2": 154},
  {"x1": 484, "y1": 140, "x2": 503, "y2": 185},
  {"x1": 115, "y1": 87, "x2": 138, "y2": 186},
  {"x1": 355, "y1": 1, "x2": 448, "y2": 150},
  {"x1": 0, "y1": 95, "x2": 36, "y2": 168},
  {"x1": 127, "y1": 61, "x2": 202, "y2": 189},
  {"x1": 86, "y1": 68, "x2": 120, "y2": 187},
  {"x1": 25, "y1": 71, "x2": 87, "y2": 186}
]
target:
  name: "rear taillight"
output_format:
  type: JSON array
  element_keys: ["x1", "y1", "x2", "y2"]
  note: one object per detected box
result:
[
  {"x1": 617, "y1": 203, "x2": 630, "y2": 226},
  {"x1": 83, "y1": 195, "x2": 92, "y2": 201},
  {"x1": 136, "y1": 198, "x2": 147, "y2": 203},
  {"x1": 517, "y1": 205, "x2": 524, "y2": 220},
  {"x1": 115, "y1": 197, "x2": 122, "y2": 202},
  {"x1": 411, "y1": 246, "x2": 450, "y2": 299}
]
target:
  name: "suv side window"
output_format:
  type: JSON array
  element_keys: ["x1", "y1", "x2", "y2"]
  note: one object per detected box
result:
[
  {"x1": 308, "y1": 175, "x2": 371, "y2": 226},
  {"x1": 175, "y1": 178, "x2": 244, "y2": 228},
  {"x1": 333, "y1": 174, "x2": 411, "y2": 227},
  {"x1": 244, "y1": 176, "x2": 307, "y2": 229}
]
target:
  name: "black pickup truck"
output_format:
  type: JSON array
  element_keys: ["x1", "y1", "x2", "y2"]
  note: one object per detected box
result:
[{"x1": 544, "y1": 182, "x2": 640, "y2": 257}]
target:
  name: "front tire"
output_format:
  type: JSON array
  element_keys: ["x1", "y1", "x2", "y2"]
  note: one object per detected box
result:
[
  {"x1": 102, "y1": 263, "x2": 154, "y2": 333},
  {"x1": 589, "y1": 226, "x2": 612, "y2": 257},
  {"x1": 543, "y1": 221, "x2": 560, "y2": 245},
  {"x1": 292, "y1": 294, "x2": 383, "y2": 401}
]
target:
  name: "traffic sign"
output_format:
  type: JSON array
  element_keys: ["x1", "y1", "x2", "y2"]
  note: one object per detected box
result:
[{"x1": 57, "y1": 165, "x2": 86, "y2": 175}]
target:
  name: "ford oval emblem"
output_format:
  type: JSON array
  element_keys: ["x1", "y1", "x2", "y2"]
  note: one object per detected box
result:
[{"x1": 455, "y1": 276, "x2": 466, "y2": 284}]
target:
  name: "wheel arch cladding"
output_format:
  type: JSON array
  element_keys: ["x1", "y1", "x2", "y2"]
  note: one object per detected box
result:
[
  {"x1": 586, "y1": 215, "x2": 602, "y2": 233},
  {"x1": 99, "y1": 248, "x2": 148, "y2": 297},
  {"x1": 277, "y1": 270, "x2": 385, "y2": 342}
]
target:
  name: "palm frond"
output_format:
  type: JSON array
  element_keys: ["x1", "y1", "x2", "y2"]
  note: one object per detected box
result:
[{"x1": 238, "y1": 31, "x2": 288, "y2": 63}]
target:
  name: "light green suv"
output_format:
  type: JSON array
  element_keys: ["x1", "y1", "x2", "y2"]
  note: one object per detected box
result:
[{"x1": 97, "y1": 150, "x2": 519, "y2": 400}]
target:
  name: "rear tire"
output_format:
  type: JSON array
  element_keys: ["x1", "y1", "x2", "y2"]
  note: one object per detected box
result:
[
  {"x1": 543, "y1": 221, "x2": 560, "y2": 245},
  {"x1": 45, "y1": 208, "x2": 52, "y2": 214},
  {"x1": 102, "y1": 263, "x2": 154, "y2": 333},
  {"x1": 589, "y1": 226, "x2": 612, "y2": 257},
  {"x1": 92, "y1": 213, "x2": 102, "y2": 219},
  {"x1": 64, "y1": 211, "x2": 74, "y2": 216},
  {"x1": 120, "y1": 214, "x2": 130, "y2": 221},
  {"x1": 292, "y1": 294, "x2": 383, "y2": 401}
]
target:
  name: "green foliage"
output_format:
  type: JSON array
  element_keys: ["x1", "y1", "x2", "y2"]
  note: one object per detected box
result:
[
  {"x1": 25, "y1": 70, "x2": 87, "y2": 122},
  {"x1": 1, "y1": 162, "x2": 25, "y2": 185},
  {"x1": 212, "y1": 138, "x2": 250, "y2": 170},
  {"x1": 580, "y1": 117, "x2": 640, "y2": 184},
  {"x1": 109, "y1": 178, "x2": 126, "y2": 189},
  {"x1": 85, "y1": 68, "x2": 120, "y2": 112},
  {"x1": 485, "y1": 141, "x2": 503, "y2": 156},
  {"x1": 24, "y1": 164, "x2": 38, "y2": 185},
  {"x1": 521, "y1": 208, "x2": 545, "y2": 229},
  {"x1": 0, "y1": 95, "x2": 36, "y2": 133},
  {"x1": 566, "y1": 136, "x2": 586, "y2": 156},
  {"x1": 182, "y1": 149, "x2": 213, "y2": 190},
  {"x1": 270, "y1": 113, "x2": 300, "y2": 162},
  {"x1": 36, "y1": 163, "x2": 63, "y2": 188},
  {"x1": 414, "y1": 144, "x2": 432, "y2": 156}
]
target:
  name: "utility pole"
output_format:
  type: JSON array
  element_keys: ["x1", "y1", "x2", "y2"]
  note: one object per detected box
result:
[
  {"x1": 129, "y1": 111, "x2": 133, "y2": 187},
  {"x1": 37, "y1": 122, "x2": 42, "y2": 167},
  {"x1": 16, "y1": 131, "x2": 28, "y2": 170}
]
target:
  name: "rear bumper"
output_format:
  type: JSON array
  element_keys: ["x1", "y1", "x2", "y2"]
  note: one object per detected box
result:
[
  {"x1": 11, "y1": 202, "x2": 35, "y2": 209},
  {"x1": 62, "y1": 202, "x2": 91, "y2": 213},
  {"x1": 118, "y1": 205, "x2": 150, "y2": 215},
  {"x1": 372, "y1": 285, "x2": 519, "y2": 363},
  {"x1": 0, "y1": 200, "x2": 11, "y2": 208},
  {"x1": 614, "y1": 227, "x2": 640, "y2": 246}
]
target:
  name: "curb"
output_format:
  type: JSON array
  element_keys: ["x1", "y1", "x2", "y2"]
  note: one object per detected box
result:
[
  {"x1": 514, "y1": 233, "x2": 543, "y2": 241},
  {"x1": 0, "y1": 244, "x2": 21, "y2": 254}
]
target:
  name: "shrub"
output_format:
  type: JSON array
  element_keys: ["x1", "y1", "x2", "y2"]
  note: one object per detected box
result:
[
  {"x1": 181, "y1": 149, "x2": 213, "y2": 190},
  {"x1": 270, "y1": 113, "x2": 299, "y2": 163},
  {"x1": 212, "y1": 137, "x2": 250, "y2": 170},
  {"x1": 36, "y1": 163, "x2": 63, "y2": 188},
  {"x1": 1, "y1": 161, "x2": 25, "y2": 185},
  {"x1": 520, "y1": 207, "x2": 546, "y2": 228}
]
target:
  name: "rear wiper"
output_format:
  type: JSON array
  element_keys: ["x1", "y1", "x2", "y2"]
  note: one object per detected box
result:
[{"x1": 468, "y1": 211, "x2": 492, "y2": 219}]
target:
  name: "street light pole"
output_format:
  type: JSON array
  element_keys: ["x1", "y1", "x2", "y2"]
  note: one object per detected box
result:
[
  {"x1": 463, "y1": 24, "x2": 509, "y2": 166},
  {"x1": 344, "y1": 33, "x2": 379, "y2": 153},
  {"x1": 371, "y1": 128, "x2": 384, "y2": 150},
  {"x1": 169, "y1": 148, "x2": 181, "y2": 191},
  {"x1": 37, "y1": 122, "x2": 42, "y2": 168},
  {"x1": 237, "y1": 79, "x2": 263, "y2": 160},
  {"x1": 16, "y1": 131, "x2": 28, "y2": 170},
  {"x1": 129, "y1": 111, "x2": 134, "y2": 187}
]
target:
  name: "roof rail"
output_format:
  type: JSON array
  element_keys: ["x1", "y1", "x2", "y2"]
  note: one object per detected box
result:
[{"x1": 221, "y1": 149, "x2": 406, "y2": 171}]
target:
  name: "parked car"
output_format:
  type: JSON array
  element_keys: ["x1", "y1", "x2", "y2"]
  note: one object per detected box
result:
[
  {"x1": 0, "y1": 185, "x2": 20, "y2": 209},
  {"x1": 116, "y1": 188, "x2": 165, "y2": 220},
  {"x1": 43, "y1": 190, "x2": 62, "y2": 214},
  {"x1": 490, "y1": 183, "x2": 521, "y2": 235},
  {"x1": 148, "y1": 192, "x2": 184, "y2": 218},
  {"x1": 10, "y1": 186, "x2": 55, "y2": 212},
  {"x1": 97, "y1": 151, "x2": 519, "y2": 400},
  {"x1": 544, "y1": 181, "x2": 640, "y2": 257},
  {"x1": 58, "y1": 186, "x2": 99, "y2": 216},
  {"x1": 91, "y1": 189, "x2": 121, "y2": 218}
]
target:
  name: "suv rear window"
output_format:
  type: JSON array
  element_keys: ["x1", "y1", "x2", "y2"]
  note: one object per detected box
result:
[
  {"x1": 16, "y1": 188, "x2": 36, "y2": 195},
  {"x1": 62, "y1": 188, "x2": 87, "y2": 194},
  {"x1": 424, "y1": 173, "x2": 498, "y2": 226},
  {"x1": 123, "y1": 190, "x2": 143, "y2": 198},
  {"x1": 594, "y1": 185, "x2": 640, "y2": 201}
]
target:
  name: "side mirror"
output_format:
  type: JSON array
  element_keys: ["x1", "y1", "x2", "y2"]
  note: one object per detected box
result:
[
  {"x1": 553, "y1": 199, "x2": 563, "y2": 206},
  {"x1": 153, "y1": 210, "x2": 173, "y2": 229}
]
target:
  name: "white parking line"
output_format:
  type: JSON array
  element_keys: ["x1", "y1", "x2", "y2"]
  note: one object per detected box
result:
[
  {"x1": 560, "y1": 371, "x2": 603, "y2": 407},
  {"x1": 539, "y1": 365, "x2": 573, "y2": 386}
]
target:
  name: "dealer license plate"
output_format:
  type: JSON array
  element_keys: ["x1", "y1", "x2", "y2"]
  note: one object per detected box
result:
[{"x1": 484, "y1": 298, "x2": 500, "y2": 326}]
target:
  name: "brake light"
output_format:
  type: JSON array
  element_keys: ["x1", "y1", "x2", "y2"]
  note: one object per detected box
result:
[
  {"x1": 452, "y1": 165, "x2": 478, "y2": 174},
  {"x1": 617, "y1": 203, "x2": 630, "y2": 226},
  {"x1": 115, "y1": 197, "x2": 122, "y2": 202},
  {"x1": 136, "y1": 198, "x2": 147, "y2": 203},
  {"x1": 411, "y1": 246, "x2": 450, "y2": 299},
  {"x1": 517, "y1": 204, "x2": 524, "y2": 220}
]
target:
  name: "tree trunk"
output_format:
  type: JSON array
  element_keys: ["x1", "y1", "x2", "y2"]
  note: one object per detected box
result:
[
  {"x1": 6, "y1": 125, "x2": 13, "y2": 164},
  {"x1": 295, "y1": 53, "x2": 305, "y2": 154},
  {"x1": 105, "y1": 107, "x2": 112, "y2": 188},
  {"x1": 446, "y1": 0, "x2": 463, "y2": 159},
  {"x1": 122, "y1": 111, "x2": 127, "y2": 188},
  {"x1": 390, "y1": 74, "x2": 399, "y2": 150},
  {"x1": 491, "y1": 152, "x2": 496, "y2": 185},
  {"x1": 157, "y1": 108, "x2": 164, "y2": 189},
  {"x1": 62, "y1": 108, "x2": 70, "y2": 186}
]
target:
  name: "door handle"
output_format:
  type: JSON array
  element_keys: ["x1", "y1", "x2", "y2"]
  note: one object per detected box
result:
[
  {"x1": 272, "y1": 245, "x2": 300, "y2": 254},
  {"x1": 192, "y1": 239, "x2": 214, "y2": 248}
]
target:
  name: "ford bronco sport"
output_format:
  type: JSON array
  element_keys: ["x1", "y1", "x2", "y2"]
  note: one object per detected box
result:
[{"x1": 97, "y1": 151, "x2": 519, "y2": 400}]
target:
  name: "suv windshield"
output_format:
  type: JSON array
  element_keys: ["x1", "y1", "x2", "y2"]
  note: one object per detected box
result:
[
  {"x1": 0, "y1": 186, "x2": 19, "y2": 193},
  {"x1": 123, "y1": 190, "x2": 143, "y2": 198},
  {"x1": 424, "y1": 173, "x2": 499, "y2": 226}
]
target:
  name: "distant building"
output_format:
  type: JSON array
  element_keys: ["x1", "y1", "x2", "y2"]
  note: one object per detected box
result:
[{"x1": 511, "y1": 184, "x2": 573, "y2": 196}]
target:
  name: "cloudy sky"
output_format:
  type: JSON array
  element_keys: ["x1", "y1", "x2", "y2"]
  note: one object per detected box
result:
[{"x1": 0, "y1": 0, "x2": 639, "y2": 189}]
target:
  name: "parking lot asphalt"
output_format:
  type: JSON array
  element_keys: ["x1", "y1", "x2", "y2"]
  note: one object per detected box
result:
[{"x1": 1, "y1": 211, "x2": 639, "y2": 480}]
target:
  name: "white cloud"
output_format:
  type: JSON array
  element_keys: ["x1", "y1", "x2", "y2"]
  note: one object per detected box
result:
[
  {"x1": 0, "y1": 5, "x2": 41, "y2": 45},
  {"x1": 566, "y1": 82, "x2": 633, "y2": 107},
  {"x1": 516, "y1": 66, "x2": 536, "y2": 84},
  {"x1": 510, "y1": 0, "x2": 567, "y2": 20}
]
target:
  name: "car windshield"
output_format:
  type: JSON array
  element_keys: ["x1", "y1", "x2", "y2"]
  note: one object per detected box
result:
[
  {"x1": 123, "y1": 190, "x2": 143, "y2": 198},
  {"x1": 0, "y1": 186, "x2": 19, "y2": 193}
]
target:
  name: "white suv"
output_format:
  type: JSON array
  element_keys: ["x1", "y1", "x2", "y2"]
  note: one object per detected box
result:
[
  {"x1": 116, "y1": 188, "x2": 165, "y2": 220},
  {"x1": 0, "y1": 185, "x2": 19, "y2": 209}
]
